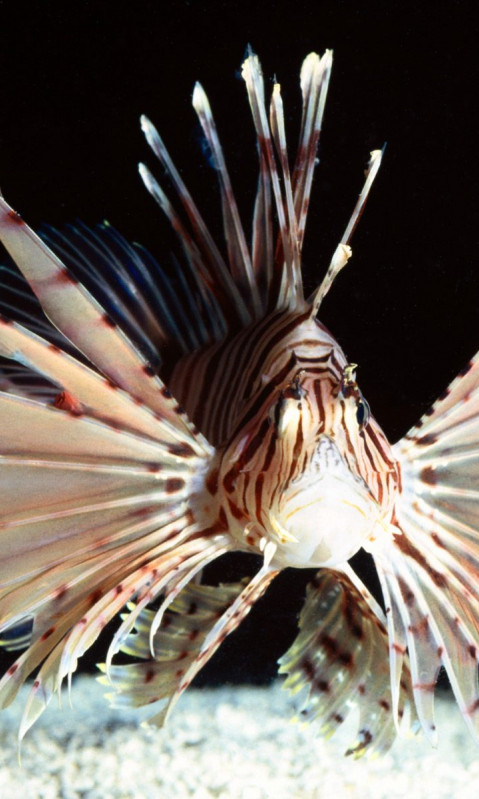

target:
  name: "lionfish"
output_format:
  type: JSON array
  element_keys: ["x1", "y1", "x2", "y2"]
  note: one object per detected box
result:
[{"x1": 0, "y1": 48, "x2": 478, "y2": 759}]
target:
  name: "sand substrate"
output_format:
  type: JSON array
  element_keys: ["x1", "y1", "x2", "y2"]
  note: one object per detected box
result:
[{"x1": 0, "y1": 676, "x2": 477, "y2": 798}]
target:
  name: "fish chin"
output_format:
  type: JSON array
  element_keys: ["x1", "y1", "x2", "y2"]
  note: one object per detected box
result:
[{"x1": 270, "y1": 474, "x2": 379, "y2": 570}]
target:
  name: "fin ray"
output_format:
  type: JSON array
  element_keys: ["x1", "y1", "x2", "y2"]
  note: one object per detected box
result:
[
  {"x1": 383, "y1": 358, "x2": 479, "y2": 742},
  {"x1": 279, "y1": 569, "x2": 416, "y2": 757},
  {"x1": 0, "y1": 197, "x2": 203, "y2": 437}
]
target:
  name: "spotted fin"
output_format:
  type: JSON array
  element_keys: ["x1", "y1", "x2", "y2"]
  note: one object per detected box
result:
[
  {"x1": 376, "y1": 354, "x2": 479, "y2": 744},
  {"x1": 0, "y1": 379, "x2": 230, "y2": 736},
  {"x1": 0, "y1": 316, "x2": 205, "y2": 446},
  {"x1": 98, "y1": 580, "x2": 246, "y2": 722},
  {"x1": 0, "y1": 196, "x2": 237, "y2": 738},
  {"x1": 140, "y1": 50, "x2": 335, "y2": 327},
  {"x1": 278, "y1": 569, "x2": 417, "y2": 757},
  {"x1": 0, "y1": 196, "x2": 203, "y2": 437},
  {"x1": 39, "y1": 221, "x2": 204, "y2": 361},
  {"x1": 0, "y1": 220, "x2": 210, "y2": 366},
  {"x1": 100, "y1": 553, "x2": 277, "y2": 726}
]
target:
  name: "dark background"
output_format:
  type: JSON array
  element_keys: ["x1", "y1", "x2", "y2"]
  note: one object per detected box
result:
[{"x1": 0, "y1": 1, "x2": 478, "y2": 683}]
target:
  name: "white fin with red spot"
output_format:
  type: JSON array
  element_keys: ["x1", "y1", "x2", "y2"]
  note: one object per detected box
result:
[
  {"x1": 160, "y1": 543, "x2": 278, "y2": 724},
  {"x1": 0, "y1": 197, "x2": 199, "y2": 437},
  {"x1": 98, "y1": 580, "x2": 246, "y2": 723},
  {"x1": 192, "y1": 82, "x2": 261, "y2": 318},
  {"x1": 241, "y1": 52, "x2": 301, "y2": 310},
  {"x1": 374, "y1": 353, "x2": 479, "y2": 744},
  {"x1": 0, "y1": 316, "x2": 205, "y2": 447},
  {"x1": 139, "y1": 118, "x2": 250, "y2": 332},
  {"x1": 0, "y1": 327, "x2": 226, "y2": 736},
  {"x1": 293, "y1": 52, "x2": 332, "y2": 251},
  {"x1": 278, "y1": 569, "x2": 416, "y2": 757}
]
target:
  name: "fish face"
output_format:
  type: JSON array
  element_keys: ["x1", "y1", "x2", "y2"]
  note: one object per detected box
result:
[
  {"x1": 265, "y1": 434, "x2": 384, "y2": 569},
  {"x1": 219, "y1": 356, "x2": 398, "y2": 568}
]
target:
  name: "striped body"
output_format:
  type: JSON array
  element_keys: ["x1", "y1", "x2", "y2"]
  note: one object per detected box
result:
[
  {"x1": 1, "y1": 48, "x2": 479, "y2": 759},
  {"x1": 172, "y1": 310, "x2": 400, "y2": 566}
]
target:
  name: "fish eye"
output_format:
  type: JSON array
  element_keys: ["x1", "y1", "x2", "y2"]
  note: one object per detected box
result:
[
  {"x1": 356, "y1": 396, "x2": 371, "y2": 429},
  {"x1": 283, "y1": 373, "x2": 306, "y2": 401}
]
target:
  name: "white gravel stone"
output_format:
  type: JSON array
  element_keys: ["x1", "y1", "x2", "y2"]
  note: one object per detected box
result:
[{"x1": 0, "y1": 676, "x2": 477, "y2": 798}]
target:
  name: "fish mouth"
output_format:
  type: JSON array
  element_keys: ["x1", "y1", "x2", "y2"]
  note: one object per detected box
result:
[{"x1": 267, "y1": 437, "x2": 384, "y2": 569}]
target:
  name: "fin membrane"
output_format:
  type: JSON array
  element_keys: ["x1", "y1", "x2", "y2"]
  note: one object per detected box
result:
[
  {"x1": 384, "y1": 352, "x2": 479, "y2": 744},
  {"x1": 279, "y1": 569, "x2": 417, "y2": 757},
  {"x1": 100, "y1": 579, "x2": 249, "y2": 724}
]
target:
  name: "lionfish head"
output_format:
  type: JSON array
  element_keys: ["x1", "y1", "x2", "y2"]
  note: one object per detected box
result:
[{"x1": 220, "y1": 334, "x2": 393, "y2": 570}]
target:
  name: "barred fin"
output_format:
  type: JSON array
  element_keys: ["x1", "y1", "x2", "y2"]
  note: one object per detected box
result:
[
  {"x1": 0, "y1": 317, "x2": 199, "y2": 445},
  {"x1": 97, "y1": 554, "x2": 274, "y2": 731},
  {"x1": 139, "y1": 117, "x2": 250, "y2": 331},
  {"x1": 374, "y1": 356, "x2": 479, "y2": 743},
  {"x1": 0, "y1": 483, "x2": 230, "y2": 737},
  {"x1": 293, "y1": 51, "x2": 332, "y2": 249},
  {"x1": 242, "y1": 52, "x2": 300, "y2": 311},
  {"x1": 399, "y1": 351, "x2": 479, "y2": 441},
  {"x1": 374, "y1": 534, "x2": 479, "y2": 745},
  {"x1": 39, "y1": 221, "x2": 198, "y2": 361},
  {"x1": 192, "y1": 82, "x2": 261, "y2": 317},
  {"x1": 98, "y1": 581, "x2": 246, "y2": 721},
  {"x1": 0, "y1": 509, "x2": 193, "y2": 650},
  {"x1": 0, "y1": 197, "x2": 202, "y2": 438},
  {"x1": 0, "y1": 297, "x2": 226, "y2": 736},
  {"x1": 137, "y1": 50, "x2": 380, "y2": 327},
  {"x1": 161, "y1": 545, "x2": 278, "y2": 723},
  {"x1": 309, "y1": 148, "x2": 383, "y2": 315},
  {"x1": 279, "y1": 569, "x2": 416, "y2": 757},
  {"x1": 15, "y1": 533, "x2": 229, "y2": 740}
]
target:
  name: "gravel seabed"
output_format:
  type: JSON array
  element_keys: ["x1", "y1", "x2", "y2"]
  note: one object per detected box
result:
[{"x1": 0, "y1": 676, "x2": 477, "y2": 798}]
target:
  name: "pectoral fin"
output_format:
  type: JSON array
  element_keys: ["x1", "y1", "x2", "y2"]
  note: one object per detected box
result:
[
  {"x1": 380, "y1": 354, "x2": 479, "y2": 744},
  {"x1": 100, "y1": 555, "x2": 278, "y2": 726},
  {"x1": 279, "y1": 567, "x2": 416, "y2": 757}
]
